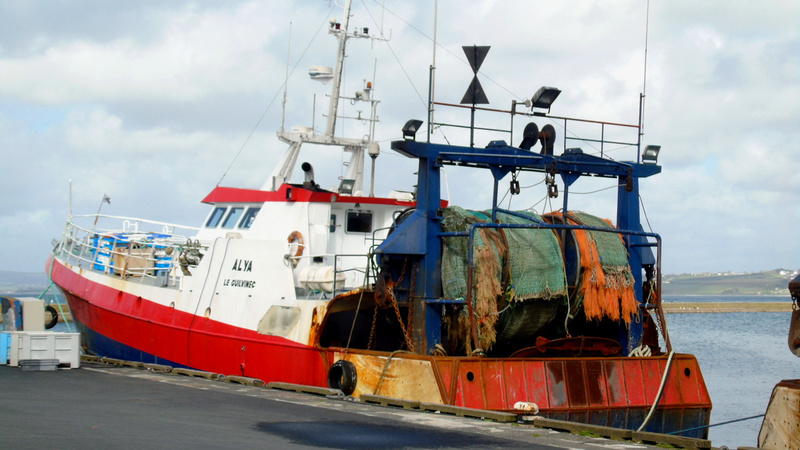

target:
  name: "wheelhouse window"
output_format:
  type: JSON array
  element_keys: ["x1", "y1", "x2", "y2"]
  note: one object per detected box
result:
[
  {"x1": 238, "y1": 207, "x2": 260, "y2": 229},
  {"x1": 206, "y1": 207, "x2": 227, "y2": 228},
  {"x1": 346, "y1": 210, "x2": 373, "y2": 233},
  {"x1": 221, "y1": 207, "x2": 244, "y2": 229}
]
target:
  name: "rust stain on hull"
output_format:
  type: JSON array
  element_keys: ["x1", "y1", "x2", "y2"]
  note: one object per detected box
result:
[
  {"x1": 335, "y1": 352, "x2": 444, "y2": 404},
  {"x1": 309, "y1": 305, "x2": 326, "y2": 346},
  {"x1": 328, "y1": 350, "x2": 710, "y2": 434}
]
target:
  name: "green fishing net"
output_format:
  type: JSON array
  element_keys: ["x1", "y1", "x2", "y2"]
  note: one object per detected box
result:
[{"x1": 440, "y1": 207, "x2": 567, "y2": 348}]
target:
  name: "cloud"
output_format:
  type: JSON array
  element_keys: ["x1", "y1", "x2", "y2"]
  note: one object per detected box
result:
[
  {"x1": 0, "y1": 0, "x2": 797, "y2": 275},
  {"x1": 0, "y1": 2, "x2": 293, "y2": 105},
  {"x1": 63, "y1": 108, "x2": 224, "y2": 154}
]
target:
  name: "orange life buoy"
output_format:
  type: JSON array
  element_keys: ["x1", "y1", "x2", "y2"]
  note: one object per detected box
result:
[{"x1": 287, "y1": 231, "x2": 304, "y2": 265}]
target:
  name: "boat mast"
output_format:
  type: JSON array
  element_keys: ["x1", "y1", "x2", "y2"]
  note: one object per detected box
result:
[
  {"x1": 280, "y1": 22, "x2": 292, "y2": 132},
  {"x1": 428, "y1": 0, "x2": 438, "y2": 141},
  {"x1": 268, "y1": 0, "x2": 386, "y2": 194},
  {"x1": 324, "y1": 0, "x2": 352, "y2": 138}
]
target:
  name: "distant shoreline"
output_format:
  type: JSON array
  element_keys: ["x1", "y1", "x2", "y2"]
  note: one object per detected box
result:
[
  {"x1": 663, "y1": 294, "x2": 790, "y2": 298},
  {"x1": 662, "y1": 302, "x2": 791, "y2": 313}
]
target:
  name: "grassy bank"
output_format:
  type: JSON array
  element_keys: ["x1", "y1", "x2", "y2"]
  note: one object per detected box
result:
[{"x1": 662, "y1": 269, "x2": 796, "y2": 296}]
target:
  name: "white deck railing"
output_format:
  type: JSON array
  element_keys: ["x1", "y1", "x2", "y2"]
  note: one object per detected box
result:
[{"x1": 55, "y1": 215, "x2": 206, "y2": 288}]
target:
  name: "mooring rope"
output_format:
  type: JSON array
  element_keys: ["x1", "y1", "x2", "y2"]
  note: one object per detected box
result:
[
  {"x1": 637, "y1": 350, "x2": 675, "y2": 431},
  {"x1": 667, "y1": 414, "x2": 766, "y2": 436},
  {"x1": 42, "y1": 256, "x2": 75, "y2": 333}
]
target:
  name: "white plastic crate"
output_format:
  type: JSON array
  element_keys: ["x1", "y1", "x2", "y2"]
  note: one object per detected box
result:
[
  {"x1": 18, "y1": 298, "x2": 45, "y2": 332},
  {"x1": 2, "y1": 297, "x2": 45, "y2": 332},
  {"x1": 9, "y1": 332, "x2": 80, "y2": 369}
]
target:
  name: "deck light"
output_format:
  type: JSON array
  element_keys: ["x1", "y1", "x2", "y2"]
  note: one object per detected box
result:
[
  {"x1": 530, "y1": 86, "x2": 561, "y2": 112},
  {"x1": 339, "y1": 179, "x2": 355, "y2": 195},
  {"x1": 642, "y1": 145, "x2": 661, "y2": 164},
  {"x1": 402, "y1": 119, "x2": 424, "y2": 140}
]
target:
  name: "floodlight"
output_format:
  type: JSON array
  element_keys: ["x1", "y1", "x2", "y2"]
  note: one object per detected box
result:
[
  {"x1": 339, "y1": 179, "x2": 355, "y2": 195},
  {"x1": 530, "y1": 86, "x2": 561, "y2": 110},
  {"x1": 402, "y1": 119, "x2": 424, "y2": 140},
  {"x1": 642, "y1": 145, "x2": 661, "y2": 164}
]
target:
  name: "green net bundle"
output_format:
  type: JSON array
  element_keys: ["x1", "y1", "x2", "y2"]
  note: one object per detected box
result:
[{"x1": 440, "y1": 207, "x2": 567, "y2": 352}]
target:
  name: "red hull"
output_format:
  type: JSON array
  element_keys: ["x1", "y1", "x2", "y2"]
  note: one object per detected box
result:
[
  {"x1": 50, "y1": 257, "x2": 711, "y2": 436},
  {"x1": 50, "y1": 258, "x2": 329, "y2": 385}
]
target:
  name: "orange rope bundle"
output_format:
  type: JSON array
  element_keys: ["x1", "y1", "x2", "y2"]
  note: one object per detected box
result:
[{"x1": 569, "y1": 216, "x2": 638, "y2": 324}]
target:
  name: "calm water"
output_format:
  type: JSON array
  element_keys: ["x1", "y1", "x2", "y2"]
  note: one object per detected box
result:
[
  {"x1": 43, "y1": 294, "x2": 800, "y2": 448},
  {"x1": 664, "y1": 295, "x2": 799, "y2": 448}
]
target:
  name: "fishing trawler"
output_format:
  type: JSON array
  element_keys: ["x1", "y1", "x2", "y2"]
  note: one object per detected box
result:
[{"x1": 47, "y1": 1, "x2": 711, "y2": 437}]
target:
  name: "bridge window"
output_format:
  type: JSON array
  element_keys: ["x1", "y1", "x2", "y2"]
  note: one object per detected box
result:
[
  {"x1": 346, "y1": 210, "x2": 373, "y2": 233},
  {"x1": 205, "y1": 207, "x2": 227, "y2": 227},
  {"x1": 222, "y1": 207, "x2": 244, "y2": 229},
  {"x1": 239, "y1": 207, "x2": 260, "y2": 229}
]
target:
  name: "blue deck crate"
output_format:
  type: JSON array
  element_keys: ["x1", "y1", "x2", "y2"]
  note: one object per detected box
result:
[{"x1": 1, "y1": 332, "x2": 10, "y2": 365}]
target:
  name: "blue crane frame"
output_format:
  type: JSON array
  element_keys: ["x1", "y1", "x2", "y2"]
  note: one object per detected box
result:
[{"x1": 376, "y1": 135, "x2": 662, "y2": 356}]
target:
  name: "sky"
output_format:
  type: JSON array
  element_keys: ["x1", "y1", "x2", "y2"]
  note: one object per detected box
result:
[{"x1": 0, "y1": 0, "x2": 798, "y2": 275}]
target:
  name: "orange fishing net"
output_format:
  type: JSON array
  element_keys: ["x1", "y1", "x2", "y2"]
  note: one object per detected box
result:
[{"x1": 563, "y1": 213, "x2": 638, "y2": 324}]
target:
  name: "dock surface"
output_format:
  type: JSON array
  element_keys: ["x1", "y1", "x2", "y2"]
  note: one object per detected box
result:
[{"x1": 0, "y1": 362, "x2": 678, "y2": 449}]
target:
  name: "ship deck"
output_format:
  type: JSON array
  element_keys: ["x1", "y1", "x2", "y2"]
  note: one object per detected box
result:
[{"x1": 1, "y1": 362, "x2": 697, "y2": 449}]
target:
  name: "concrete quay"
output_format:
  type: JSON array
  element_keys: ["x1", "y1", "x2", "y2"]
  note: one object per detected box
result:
[{"x1": 1, "y1": 360, "x2": 712, "y2": 449}]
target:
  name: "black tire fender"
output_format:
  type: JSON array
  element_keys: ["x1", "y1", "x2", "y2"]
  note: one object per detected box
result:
[
  {"x1": 44, "y1": 305, "x2": 59, "y2": 329},
  {"x1": 327, "y1": 359, "x2": 357, "y2": 395}
]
